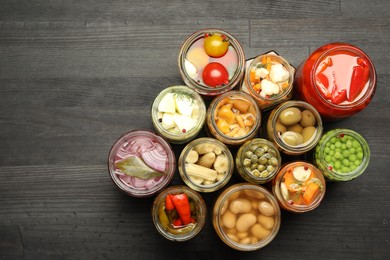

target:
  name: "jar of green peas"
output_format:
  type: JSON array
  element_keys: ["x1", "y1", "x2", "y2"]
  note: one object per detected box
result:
[{"x1": 314, "y1": 129, "x2": 370, "y2": 181}]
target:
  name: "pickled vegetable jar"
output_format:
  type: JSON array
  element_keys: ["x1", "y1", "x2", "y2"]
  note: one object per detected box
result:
[
  {"x1": 272, "y1": 162, "x2": 326, "y2": 213},
  {"x1": 240, "y1": 52, "x2": 295, "y2": 110},
  {"x1": 178, "y1": 29, "x2": 245, "y2": 96},
  {"x1": 206, "y1": 91, "x2": 261, "y2": 146},
  {"x1": 236, "y1": 138, "x2": 281, "y2": 184},
  {"x1": 152, "y1": 185, "x2": 206, "y2": 241},
  {"x1": 212, "y1": 183, "x2": 281, "y2": 251},
  {"x1": 178, "y1": 137, "x2": 234, "y2": 193},
  {"x1": 266, "y1": 100, "x2": 323, "y2": 155},
  {"x1": 108, "y1": 130, "x2": 176, "y2": 197},
  {"x1": 151, "y1": 85, "x2": 206, "y2": 144},
  {"x1": 294, "y1": 42, "x2": 376, "y2": 121},
  {"x1": 314, "y1": 128, "x2": 370, "y2": 181}
]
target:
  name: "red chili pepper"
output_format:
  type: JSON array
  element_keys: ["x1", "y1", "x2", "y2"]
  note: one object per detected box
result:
[
  {"x1": 172, "y1": 218, "x2": 183, "y2": 227},
  {"x1": 165, "y1": 194, "x2": 175, "y2": 211},
  {"x1": 348, "y1": 65, "x2": 369, "y2": 102},
  {"x1": 170, "y1": 193, "x2": 191, "y2": 225},
  {"x1": 357, "y1": 57, "x2": 369, "y2": 67},
  {"x1": 331, "y1": 89, "x2": 347, "y2": 104},
  {"x1": 316, "y1": 72, "x2": 332, "y2": 99}
]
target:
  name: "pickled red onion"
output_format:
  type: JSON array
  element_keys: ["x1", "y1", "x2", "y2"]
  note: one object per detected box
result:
[{"x1": 142, "y1": 149, "x2": 167, "y2": 172}]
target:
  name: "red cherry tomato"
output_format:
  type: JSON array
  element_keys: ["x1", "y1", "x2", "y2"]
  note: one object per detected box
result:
[
  {"x1": 204, "y1": 34, "x2": 229, "y2": 58},
  {"x1": 202, "y1": 62, "x2": 229, "y2": 87}
]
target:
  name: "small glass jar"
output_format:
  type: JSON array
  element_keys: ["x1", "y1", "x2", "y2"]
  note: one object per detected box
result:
[
  {"x1": 178, "y1": 137, "x2": 234, "y2": 193},
  {"x1": 240, "y1": 51, "x2": 295, "y2": 110},
  {"x1": 206, "y1": 91, "x2": 261, "y2": 146},
  {"x1": 236, "y1": 138, "x2": 281, "y2": 184},
  {"x1": 151, "y1": 85, "x2": 206, "y2": 144},
  {"x1": 107, "y1": 130, "x2": 175, "y2": 198},
  {"x1": 272, "y1": 162, "x2": 326, "y2": 213},
  {"x1": 212, "y1": 183, "x2": 281, "y2": 251},
  {"x1": 178, "y1": 28, "x2": 245, "y2": 96},
  {"x1": 152, "y1": 185, "x2": 207, "y2": 242},
  {"x1": 314, "y1": 128, "x2": 370, "y2": 181},
  {"x1": 266, "y1": 100, "x2": 323, "y2": 155},
  {"x1": 294, "y1": 42, "x2": 377, "y2": 121}
]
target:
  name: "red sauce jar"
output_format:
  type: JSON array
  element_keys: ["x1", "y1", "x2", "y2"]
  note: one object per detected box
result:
[{"x1": 294, "y1": 43, "x2": 376, "y2": 121}]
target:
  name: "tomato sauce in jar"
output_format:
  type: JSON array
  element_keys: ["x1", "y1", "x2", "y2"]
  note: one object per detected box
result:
[{"x1": 294, "y1": 43, "x2": 376, "y2": 121}]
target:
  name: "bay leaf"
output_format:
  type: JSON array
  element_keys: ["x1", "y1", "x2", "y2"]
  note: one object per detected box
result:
[{"x1": 115, "y1": 156, "x2": 165, "y2": 179}]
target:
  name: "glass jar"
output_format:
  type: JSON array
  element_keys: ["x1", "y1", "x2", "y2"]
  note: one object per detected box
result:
[
  {"x1": 240, "y1": 51, "x2": 295, "y2": 110},
  {"x1": 266, "y1": 100, "x2": 323, "y2": 155},
  {"x1": 178, "y1": 137, "x2": 234, "y2": 193},
  {"x1": 236, "y1": 138, "x2": 281, "y2": 184},
  {"x1": 314, "y1": 128, "x2": 370, "y2": 181},
  {"x1": 272, "y1": 162, "x2": 326, "y2": 213},
  {"x1": 178, "y1": 28, "x2": 245, "y2": 96},
  {"x1": 212, "y1": 183, "x2": 281, "y2": 251},
  {"x1": 107, "y1": 130, "x2": 176, "y2": 198},
  {"x1": 206, "y1": 91, "x2": 261, "y2": 146},
  {"x1": 152, "y1": 185, "x2": 207, "y2": 241},
  {"x1": 294, "y1": 42, "x2": 377, "y2": 121},
  {"x1": 151, "y1": 85, "x2": 206, "y2": 144}
]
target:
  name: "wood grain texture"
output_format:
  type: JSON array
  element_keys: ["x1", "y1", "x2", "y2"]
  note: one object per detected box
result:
[{"x1": 1, "y1": 0, "x2": 389, "y2": 259}]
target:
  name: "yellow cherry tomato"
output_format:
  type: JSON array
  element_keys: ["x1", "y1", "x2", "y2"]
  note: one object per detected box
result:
[{"x1": 204, "y1": 34, "x2": 229, "y2": 58}]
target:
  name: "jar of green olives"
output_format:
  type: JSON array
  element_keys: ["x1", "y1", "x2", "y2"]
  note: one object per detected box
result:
[
  {"x1": 236, "y1": 138, "x2": 281, "y2": 184},
  {"x1": 314, "y1": 128, "x2": 370, "y2": 181},
  {"x1": 266, "y1": 101, "x2": 323, "y2": 155}
]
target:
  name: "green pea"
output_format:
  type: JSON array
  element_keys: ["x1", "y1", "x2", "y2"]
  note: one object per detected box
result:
[
  {"x1": 334, "y1": 152, "x2": 342, "y2": 159},
  {"x1": 324, "y1": 147, "x2": 330, "y2": 154},
  {"x1": 346, "y1": 140, "x2": 353, "y2": 148},
  {"x1": 330, "y1": 144, "x2": 336, "y2": 150},
  {"x1": 352, "y1": 140, "x2": 360, "y2": 148},
  {"x1": 343, "y1": 159, "x2": 350, "y2": 167},
  {"x1": 349, "y1": 154, "x2": 357, "y2": 161},
  {"x1": 334, "y1": 161, "x2": 341, "y2": 170},
  {"x1": 329, "y1": 150, "x2": 335, "y2": 156},
  {"x1": 330, "y1": 137, "x2": 337, "y2": 144},
  {"x1": 335, "y1": 141, "x2": 341, "y2": 148},
  {"x1": 341, "y1": 144, "x2": 347, "y2": 150},
  {"x1": 341, "y1": 166, "x2": 350, "y2": 173},
  {"x1": 357, "y1": 152, "x2": 363, "y2": 160},
  {"x1": 342, "y1": 150, "x2": 350, "y2": 157},
  {"x1": 354, "y1": 160, "x2": 361, "y2": 166},
  {"x1": 349, "y1": 148, "x2": 356, "y2": 154},
  {"x1": 325, "y1": 155, "x2": 332, "y2": 163}
]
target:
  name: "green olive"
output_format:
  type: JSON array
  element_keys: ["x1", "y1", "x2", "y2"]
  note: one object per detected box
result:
[
  {"x1": 287, "y1": 123, "x2": 303, "y2": 133},
  {"x1": 275, "y1": 120, "x2": 287, "y2": 134},
  {"x1": 279, "y1": 107, "x2": 302, "y2": 126},
  {"x1": 282, "y1": 131, "x2": 304, "y2": 146},
  {"x1": 300, "y1": 110, "x2": 316, "y2": 127},
  {"x1": 302, "y1": 126, "x2": 317, "y2": 143}
]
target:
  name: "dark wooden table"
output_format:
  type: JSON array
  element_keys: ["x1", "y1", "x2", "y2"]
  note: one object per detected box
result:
[{"x1": 1, "y1": 1, "x2": 389, "y2": 259}]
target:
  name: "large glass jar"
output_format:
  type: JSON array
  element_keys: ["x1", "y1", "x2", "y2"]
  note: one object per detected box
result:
[
  {"x1": 236, "y1": 138, "x2": 281, "y2": 184},
  {"x1": 151, "y1": 85, "x2": 206, "y2": 144},
  {"x1": 212, "y1": 183, "x2": 281, "y2": 251},
  {"x1": 178, "y1": 28, "x2": 245, "y2": 96},
  {"x1": 206, "y1": 91, "x2": 261, "y2": 146},
  {"x1": 107, "y1": 130, "x2": 176, "y2": 198},
  {"x1": 152, "y1": 185, "x2": 207, "y2": 242},
  {"x1": 272, "y1": 162, "x2": 326, "y2": 213},
  {"x1": 266, "y1": 100, "x2": 323, "y2": 155},
  {"x1": 294, "y1": 42, "x2": 377, "y2": 121},
  {"x1": 178, "y1": 137, "x2": 234, "y2": 193},
  {"x1": 240, "y1": 51, "x2": 295, "y2": 110},
  {"x1": 314, "y1": 128, "x2": 370, "y2": 181}
]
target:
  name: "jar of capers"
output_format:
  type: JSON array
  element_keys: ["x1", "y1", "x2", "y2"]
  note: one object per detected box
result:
[{"x1": 236, "y1": 138, "x2": 281, "y2": 184}]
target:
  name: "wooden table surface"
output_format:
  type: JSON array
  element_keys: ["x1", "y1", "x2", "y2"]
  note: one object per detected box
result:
[{"x1": 1, "y1": 0, "x2": 389, "y2": 259}]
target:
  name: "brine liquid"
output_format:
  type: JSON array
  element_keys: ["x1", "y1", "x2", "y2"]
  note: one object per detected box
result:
[
  {"x1": 185, "y1": 37, "x2": 238, "y2": 86},
  {"x1": 315, "y1": 51, "x2": 370, "y2": 105},
  {"x1": 115, "y1": 137, "x2": 167, "y2": 190}
]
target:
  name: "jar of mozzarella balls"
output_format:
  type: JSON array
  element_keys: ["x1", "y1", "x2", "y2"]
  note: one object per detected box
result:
[{"x1": 212, "y1": 183, "x2": 281, "y2": 251}]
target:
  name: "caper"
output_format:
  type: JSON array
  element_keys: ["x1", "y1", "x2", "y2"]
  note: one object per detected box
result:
[
  {"x1": 251, "y1": 169, "x2": 260, "y2": 177},
  {"x1": 261, "y1": 145, "x2": 269, "y2": 152},
  {"x1": 266, "y1": 165, "x2": 275, "y2": 172},
  {"x1": 260, "y1": 170, "x2": 269, "y2": 178},
  {"x1": 258, "y1": 156, "x2": 268, "y2": 165},
  {"x1": 243, "y1": 158, "x2": 252, "y2": 167},
  {"x1": 249, "y1": 145, "x2": 259, "y2": 153},
  {"x1": 257, "y1": 164, "x2": 266, "y2": 172},
  {"x1": 255, "y1": 148, "x2": 265, "y2": 157},
  {"x1": 269, "y1": 157, "x2": 278, "y2": 166},
  {"x1": 250, "y1": 163, "x2": 259, "y2": 170},
  {"x1": 245, "y1": 151, "x2": 253, "y2": 159},
  {"x1": 262, "y1": 153, "x2": 272, "y2": 159},
  {"x1": 268, "y1": 149, "x2": 277, "y2": 157},
  {"x1": 251, "y1": 154, "x2": 258, "y2": 163}
]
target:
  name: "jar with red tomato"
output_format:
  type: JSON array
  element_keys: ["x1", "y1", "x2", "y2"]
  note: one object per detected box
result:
[
  {"x1": 178, "y1": 29, "x2": 245, "y2": 96},
  {"x1": 294, "y1": 43, "x2": 376, "y2": 121}
]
